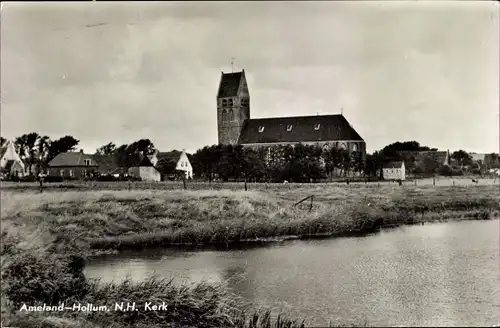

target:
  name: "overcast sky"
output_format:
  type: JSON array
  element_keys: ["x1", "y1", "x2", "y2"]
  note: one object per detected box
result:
[{"x1": 1, "y1": 1, "x2": 499, "y2": 154}]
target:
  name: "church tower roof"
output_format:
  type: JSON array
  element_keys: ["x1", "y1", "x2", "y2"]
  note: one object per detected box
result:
[{"x1": 217, "y1": 70, "x2": 245, "y2": 98}]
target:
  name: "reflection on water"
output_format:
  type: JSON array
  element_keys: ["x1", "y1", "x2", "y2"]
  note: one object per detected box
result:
[{"x1": 85, "y1": 219, "x2": 500, "y2": 327}]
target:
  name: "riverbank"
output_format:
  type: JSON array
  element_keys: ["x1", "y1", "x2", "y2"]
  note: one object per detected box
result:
[
  {"x1": 1, "y1": 185, "x2": 498, "y2": 327},
  {"x1": 2, "y1": 185, "x2": 498, "y2": 253}
]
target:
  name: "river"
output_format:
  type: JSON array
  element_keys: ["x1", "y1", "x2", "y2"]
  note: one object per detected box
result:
[{"x1": 85, "y1": 219, "x2": 500, "y2": 327}]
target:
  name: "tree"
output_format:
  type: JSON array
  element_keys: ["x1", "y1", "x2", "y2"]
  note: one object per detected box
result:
[
  {"x1": 339, "y1": 149, "x2": 352, "y2": 177},
  {"x1": 322, "y1": 146, "x2": 341, "y2": 180},
  {"x1": 14, "y1": 135, "x2": 30, "y2": 162},
  {"x1": 423, "y1": 156, "x2": 440, "y2": 174},
  {"x1": 156, "y1": 157, "x2": 178, "y2": 177},
  {"x1": 114, "y1": 144, "x2": 139, "y2": 169},
  {"x1": 24, "y1": 132, "x2": 41, "y2": 175},
  {"x1": 128, "y1": 139, "x2": 156, "y2": 157},
  {"x1": 240, "y1": 147, "x2": 264, "y2": 182},
  {"x1": 351, "y1": 151, "x2": 364, "y2": 175},
  {"x1": 36, "y1": 136, "x2": 51, "y2": 172},
  {"x1": 381, "y1": 141, "x2": 437, "y2": 161},
  {"x1": 46, "y1": 135, "x2": 79, "y2": 163},
  {"x1": 0, "y1": 136, "x2": 6, "y2": 145},
  {"x1": 451, "y1": 150, "x2": 473, "y2": 168},
  {"x1": 96, "y1": 142, "x2": 116, "y2": 155}
]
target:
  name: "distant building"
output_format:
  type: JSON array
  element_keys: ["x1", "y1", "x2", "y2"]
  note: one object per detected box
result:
[
  {"x1": 484, "y1": 153, "x2": 500, "y2": 170},
  {"x1": 216, "y1": 70, "x2": 366, "y2": 158},
  {"x1": 0, "y1": 139, "x2": 25, "y2": 177},
  {"x1": 382, "y1": 161, "x2": 405, "y2": 181},
  {"x1": 47, "y1": 150, "x2": 98, "y2": 179},
  {"x1": 127, "y1": 156, "x2": 161, "y2": 182},
  {"x1": 148, "y1": 150, "x2": 193, "y2": 179}
]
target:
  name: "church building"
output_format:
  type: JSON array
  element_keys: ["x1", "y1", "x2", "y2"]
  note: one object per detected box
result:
[{"x1": 217, "y1": 70, "x2": 365, "y2": 155}]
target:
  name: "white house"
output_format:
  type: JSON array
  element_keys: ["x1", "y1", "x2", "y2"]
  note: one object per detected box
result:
[
  {"x1": 148, "y1": 149, "x2": 193, "y2": 179},
  {"x1": 382, "y1": 161, "x2": 405, "y2": 181},
  {"x1": 127, "y1": 156, "x2": 161, "y2": 182},
  {"x1": 0, "y1": 139, "x2": 25, "y2": 177}
]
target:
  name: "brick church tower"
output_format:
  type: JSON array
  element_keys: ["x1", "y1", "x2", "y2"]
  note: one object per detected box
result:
[{"x1": 216, "y1": 70, "x2": 250, "y2": 145}]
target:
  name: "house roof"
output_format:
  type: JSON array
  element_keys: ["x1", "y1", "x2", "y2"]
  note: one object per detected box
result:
[
  {"x1": 48, "y1": 151, "x2": 97, "y2": 167},
  {"x1": 382, "y1": 161, "x2": 404, "y2": 169},
  {"x1": 237, "y1": 114, "x2": 364, "y2": 144},
  {"x1": 91, "y1": 154, "x2": 123, "y2": 174},
  {"x1": 414, "y1": 151, "x2": 448, "y2": 164},
  {"x1": 4, "y1": 160, "x2": 15, "y2": 171},
  {"x1": 0, "y1": 139, "x2": 14, "y2": 159},
  {"x1": 0, "y1": 146, "x2": 7, "y2": 159},
  {"x1": 136, "y1": 156, "x2": 154, "y2": 167},
  {"x1": 217, "y1": 71, "x2": 243, "y2": 98},
  {"x1": 156, "y1": 151, "x2": 182, "y2": 163}
]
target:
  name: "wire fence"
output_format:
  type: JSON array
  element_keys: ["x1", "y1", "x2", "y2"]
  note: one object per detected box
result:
[{"x1": 1, "y1": 176, "x2": 499, "y2": 193}]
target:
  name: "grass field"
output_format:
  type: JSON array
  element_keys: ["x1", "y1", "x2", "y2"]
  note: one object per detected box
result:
[{"x1": 1, "y1": 182, "x2": 499, "y2": 328}]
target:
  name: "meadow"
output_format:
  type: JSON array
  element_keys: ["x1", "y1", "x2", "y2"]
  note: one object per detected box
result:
[{"x1": 1, "y1": 181, "x2": 499, "y2": 328}]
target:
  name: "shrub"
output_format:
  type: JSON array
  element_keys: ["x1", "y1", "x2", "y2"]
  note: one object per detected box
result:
[{"x1": 2, "y1": 252, "x2": 89, "y2": 309}]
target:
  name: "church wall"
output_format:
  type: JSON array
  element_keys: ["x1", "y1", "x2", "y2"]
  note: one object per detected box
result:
[{"x1": 241, "y1": 140, "x2": 366, "y2": 153}]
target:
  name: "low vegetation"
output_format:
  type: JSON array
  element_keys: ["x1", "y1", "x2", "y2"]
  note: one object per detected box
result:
[{"x1": 1, "y1": 183, "x2": 499, "y2": 327}]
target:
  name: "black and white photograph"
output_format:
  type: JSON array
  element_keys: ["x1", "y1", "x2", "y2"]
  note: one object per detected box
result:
[{"x1": 1, "y1": 1, "x2": 499, "y2": 327}]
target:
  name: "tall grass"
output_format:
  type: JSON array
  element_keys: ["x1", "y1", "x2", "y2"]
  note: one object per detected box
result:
[{"x1": 1, "y1": 186, "x2": 498, "y2": 252}]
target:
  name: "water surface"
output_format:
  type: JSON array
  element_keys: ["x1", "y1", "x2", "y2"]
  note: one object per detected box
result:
[{"x1": 85, "y1": 219, "x2": 500, "y2": 327}]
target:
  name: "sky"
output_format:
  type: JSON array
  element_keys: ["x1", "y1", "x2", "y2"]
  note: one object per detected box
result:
[{"x1": 1, "y1": 1, "x2": 499, "y2": 154}]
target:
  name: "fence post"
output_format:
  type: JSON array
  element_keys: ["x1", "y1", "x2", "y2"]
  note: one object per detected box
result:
[
  {"x1": 244, "y1": 178, "x2": 248, "y2": 191},
  {"x1": 414, "y1": 180, "x2": 417, "y2": 186},
  {"x1": 183, "y1": 176, "x2": 187, "y2": 190},
  {"x1": 433, "y1": 177, "x2": 435, "y2": 186},
  {"x1": 309, "y1": 195, "x2": 314, "y2": 212},
  {"x1": 453, "y1": 179, "x2": 455, "y2": 186},
  {"x1": 128, "y1": 180, "x2": 131, "y2": 191}
]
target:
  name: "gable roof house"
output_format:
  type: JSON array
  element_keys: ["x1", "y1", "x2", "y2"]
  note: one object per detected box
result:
[
  {"x1": 216, "y1": 70, "x2": 366, "y2": 156},
  {"x1": 47, "y1": 150, "x2": 98, "y2": 179},
  {"x1": 382, "y1": 161, "x2": 406, "y2": 181},
  {"x1": 148, "y1": 150, "x2": 193, "y2": 179},
  {"x1": 127, "y1": 155, "x2": 161, "y2": 182},
  {"x1": 0, "y1": 139, "x2": 26, "y2": 178}
]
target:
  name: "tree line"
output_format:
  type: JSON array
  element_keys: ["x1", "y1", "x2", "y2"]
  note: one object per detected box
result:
[
  {"x1": 1, "y1": 133, "x2": 495, "y2": 180},
  {"x1": 191, "y1": 144, "x2": 364, "y2": 183}
]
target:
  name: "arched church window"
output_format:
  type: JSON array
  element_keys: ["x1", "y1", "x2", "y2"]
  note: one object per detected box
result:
[
  {"x1": 228, "y1": 99, "x2": 233, "y2": 107},
  {"x1": 339, "y1": 142, "x2": 347, "y2": 150},
  {"x1": 222, "y1": 99, "x2": 227, "y2": 106},
  {"x1": 222, "y1": 109, "x2": 227, "y2": 121},
  {"x1": 352, "y1": 144, "x2": 358, "y2": 152},
  {"x1": 228, "y1": 109, "x2": 234, "y2": 121}
]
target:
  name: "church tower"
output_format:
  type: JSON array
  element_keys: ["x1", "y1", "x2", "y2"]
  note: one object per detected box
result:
[{"x1": 216, "y1": 70, "x2": 250, "y2": 145}]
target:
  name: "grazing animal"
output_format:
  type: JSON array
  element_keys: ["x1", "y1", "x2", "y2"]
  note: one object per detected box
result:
[
  {"x1": 472, "y1": 179, "x2": 479, "y2": 184},
  {"x1": 283, "y1": 180, "x2": 289, "y2": 185}
]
